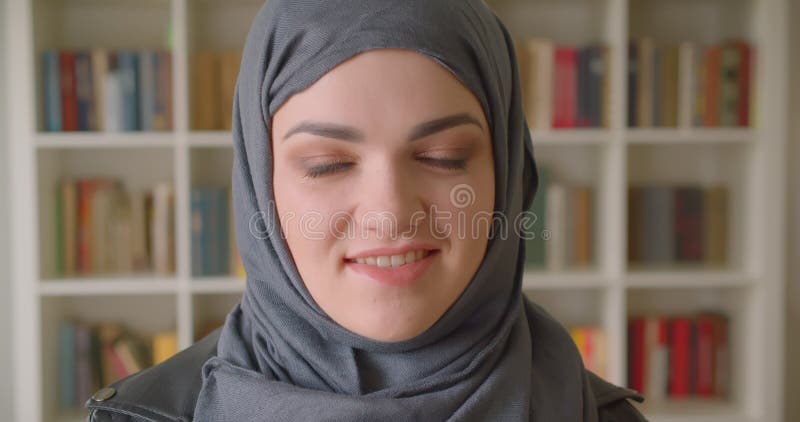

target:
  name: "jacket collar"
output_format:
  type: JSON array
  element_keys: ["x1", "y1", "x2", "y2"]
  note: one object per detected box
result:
[{"x1": 86, "y1": 328, "x2": 221, "y2": 422}]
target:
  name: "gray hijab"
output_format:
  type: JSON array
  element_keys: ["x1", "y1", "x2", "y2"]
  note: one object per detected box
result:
[{"x1": 194, "y1": 1, "x2": 597, "y2": 420}]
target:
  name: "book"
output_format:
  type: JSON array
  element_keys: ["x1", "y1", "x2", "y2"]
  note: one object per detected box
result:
[
  {"x1": 152, "y1": 182, "x2": 175, "y2": 275},
  {"x1": 117, "y1": 51, "x2": 141, "y2": 131},
  {"x1": 58, "y1": 321, "x2": 76, "y2": 408},
  {"x1": 704, "y1": 186, "x2": 728, "y2": 266},
  {"x1": 90, "y1": 48, "x2": 109, "y2": 131},
  {"x1": 636, "y1": 38, "x2": 655, "y2": 128},
  {"x1": 704, "y1": 46, "x2": 722, "y2": 127},
  {"x1": 192, "y1": 51, "x2": 220, "y2": 130},
  {"x1": 552, "y1": 46, "x2": 577, "y2": 128},
  {"x1": 42, "y1": 48, "x2": 173, "y2": 132},
  {"x1": 644, "y1": 317, "x2": 669, "y2": 402},
  {"x1": 59, "y1": 51, "x2": 78, "y2": 131},
  {"x1": 668, "y1": 317, "x2": 693, "y2": 397},
  {"x1": 152, "y1": 332, "x2": 178, "y2": 365},
  {"x1": 545, "y1": 182, "x2": 567, "y2": 270},
  {"x1": 42, "y1": 50, "x2": 62, "y2": 131},
  {"x1": 572, "y1": 185, "x2": 594, "y2": 267},
  {"x1": 520, "y1": 39, "x2": 554, "y2": 130},
  {"x1": 525, "y1": 166, "x2": 550, "y2": 268},
  {"x1": 627, "y1": 42, "x2": 638, "y2": 127},
  {"x1": 74, "y1": 51, "x2": 95, "y2": 131},
  {"x1": 219, "y1": 50, "x2": 241, "y2": 130},
  {"x1": 674, "y1": 186, "x2": 704, "y2": 263}
]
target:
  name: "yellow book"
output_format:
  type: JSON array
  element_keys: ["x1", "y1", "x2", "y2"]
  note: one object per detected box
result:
[
  {"x1": 219, "y1": 50, "x2": 242, "y2": 130},
  {"x1": 191, "y1": 51, "x2": 220, "y2": 130},
  {"x1": 570, "y1": 327, "x2": 587, "y2": 359},
  {"x1": 152, "y1": 332, "x2": 178, "y2": 366}
]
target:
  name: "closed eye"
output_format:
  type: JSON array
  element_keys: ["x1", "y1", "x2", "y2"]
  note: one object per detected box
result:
[
  {"x1": 304, "y1": 160, "x2": 354, "y2": 179},
  {"x1": 417, "y1": 156, "x2": 467, "y2": 170}
]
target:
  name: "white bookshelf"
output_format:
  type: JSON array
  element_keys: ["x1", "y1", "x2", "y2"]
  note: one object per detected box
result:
[{"x1": 5, "y1": 0, "x2": 788, "y2": 421}]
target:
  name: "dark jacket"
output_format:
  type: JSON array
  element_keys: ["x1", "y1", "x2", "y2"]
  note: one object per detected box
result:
[{"x1": 85, "y1": 329, "x2": 647, "y2": 421}]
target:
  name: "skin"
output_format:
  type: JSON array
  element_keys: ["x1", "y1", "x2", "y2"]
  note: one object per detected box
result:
[{"x1": 271, "y1": 49, "x2": 495, "y2": 342}]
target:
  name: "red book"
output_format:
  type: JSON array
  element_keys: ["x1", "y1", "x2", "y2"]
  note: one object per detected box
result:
[
  {"x1": 102, "y1": 342, "x2": 130, "y2": 382},
  {"x1": 669, "y1": 317, "x2": 693, "y2": 397},
  {"x1": 552, "y1": 47, "x2": 577, "y2": 128},
  {"x1": 734, "y1": 41, "x2": 751, "y2": 127},
  {"x1": 628, "y1": 318, "x2": 646, "y2": 394},
  {"x1": 714, "y1": 315, "x2": 730, "y2": 398},
  {"x1": 695, "y1": 315, "x2": 718, "y2": 397},
  {"x1": 59, "y1": 51, "x2": 78, "y2": 131}
]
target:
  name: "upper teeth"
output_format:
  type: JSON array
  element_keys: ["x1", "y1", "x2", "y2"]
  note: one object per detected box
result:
[{"x1": 355, "y1": 250, "x2": 428, "y2": 267}]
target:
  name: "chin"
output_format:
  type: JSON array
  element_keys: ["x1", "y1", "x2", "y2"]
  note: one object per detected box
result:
[{"x1": 345, "y1": 309, "x2": 434, "y2": 343}]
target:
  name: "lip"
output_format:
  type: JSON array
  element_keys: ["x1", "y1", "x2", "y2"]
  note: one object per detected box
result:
[
  {"x1": 345, "y1": 243, "x2": 439, "y2": 260},
  {"x1": 344, "y1": 248, "x2": 440, "y2": 287}
]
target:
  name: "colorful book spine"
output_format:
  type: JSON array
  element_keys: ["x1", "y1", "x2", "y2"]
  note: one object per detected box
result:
[
  {"x1": 74, "y1": 51, "x2": 95, "y2": 131},
  {"x1": 42, "y1": 50, "x2": 63, "y2": 131},
  {"x1": 59, "y1": 51, "x2": 78, "y2": 131},
  {"x1": 117, "y1": 51, "x2": 141, "y2": 131},
  {"x1": 552, "y1": 47, "x2": 577, "y2": 128},
  {"x1": 58, "y1": 322, "x2": 76, "y2": 408}
]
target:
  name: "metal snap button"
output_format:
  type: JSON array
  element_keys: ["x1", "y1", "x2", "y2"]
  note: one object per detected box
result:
[{"x1": 91, "y1": 387, "x2": 116, "y2": 402}]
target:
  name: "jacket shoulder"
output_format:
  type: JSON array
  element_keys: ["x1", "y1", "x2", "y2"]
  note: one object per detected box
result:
[
  {"x1": 586, "y1": 370, "x2": 649, "y2": 422},
  {"x1": 85, "y1": 328, "x2": 221, "y2": 422}
]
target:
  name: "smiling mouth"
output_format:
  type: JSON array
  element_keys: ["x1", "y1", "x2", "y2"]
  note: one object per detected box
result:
[{"x1": 344, "y1": 249, "x2": 440, "y2": 268}]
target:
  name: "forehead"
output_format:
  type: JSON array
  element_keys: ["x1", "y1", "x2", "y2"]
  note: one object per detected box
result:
[{"x1": 271, "y1": 49, "x2": 489, "y2": 133}]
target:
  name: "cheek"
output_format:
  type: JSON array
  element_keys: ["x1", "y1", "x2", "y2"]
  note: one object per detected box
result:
[{"x1": 272, "y1": 162, "x2": 340, "y2": 275}]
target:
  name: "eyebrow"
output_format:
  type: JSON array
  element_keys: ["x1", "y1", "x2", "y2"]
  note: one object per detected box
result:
[{"x1": 282, "y1": 113, "x2": 484, "y2": 143}]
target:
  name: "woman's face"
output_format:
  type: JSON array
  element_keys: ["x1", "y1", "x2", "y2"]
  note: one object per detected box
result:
[{"x1": 271, "y1": 49, "x2": 495, "y2": 342}]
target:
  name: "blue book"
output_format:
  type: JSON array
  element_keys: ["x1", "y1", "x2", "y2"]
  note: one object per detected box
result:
[
  {"x1": 74, "y1": 323, "x2": 92, "y2": 407},
  {"x1": 74, "y1": 52, "x2": 94, "y2": 131},
  {"x1": 217, "y1": 187, "x2": 230, "y2": 274},
  {"x1": 139, "y1": 50, "x2": 156, "y2": 131},
  {"x1": 116, "y1": 52, "x2": 140, "y2": 131},
  {"x1": 58, "y1": 322, "x2": 76, "y2": 408},
  {"x1": 207, "y1": 188, "x2": 222, "y2": 275},
  {"x1": 42, "y1": 50, "x2": 62, "y2": 131}
]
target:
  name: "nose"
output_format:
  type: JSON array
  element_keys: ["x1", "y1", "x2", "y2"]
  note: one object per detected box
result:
[{"x1": 354, "y1": 159, "x2": 425, "y2": 240}]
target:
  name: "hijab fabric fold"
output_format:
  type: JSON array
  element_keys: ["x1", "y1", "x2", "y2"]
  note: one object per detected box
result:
[{"x1": 194, "y1": 1, "x2": 595, "y2": 420}]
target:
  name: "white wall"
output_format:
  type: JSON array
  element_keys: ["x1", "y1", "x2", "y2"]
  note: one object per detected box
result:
[
  {"x1": 786, "y1": 0, "x2": 800, "y2": 421},
  {"x1": 0, "y1": 0, "x2": 12, "y2": 419}
]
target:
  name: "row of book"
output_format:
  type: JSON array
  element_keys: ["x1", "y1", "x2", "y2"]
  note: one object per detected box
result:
[
  {"x1": 192, "y1": 50, "x2": 241, "y2": 131},
  {"x1": 516, "y1": 39, "x2": 610, "y2": 130},
  {"x1": 525, "y1": 166, "x2": 596, "y2": 270},
  {"x1": 628, "y1": 313, "x2": 730, "y2": 400},
  {"x1": 54, "y1": 179, "x2": 175, "y2": 277},
  {"x1": 191, "y1": 186, "x2": 245, "y2": 277},
  {"x1": 570, "y1": 326, "x2": 606, "y2": 379},
  {"x1": 628, "y1": 185, "x2": 728, "y2": 266},
  {"x1": 628, "y1": 39, "x2": 753, "y2": 128},
  {"x1": 42, "y1": 49, "x2": 174, "y2": 132},
  {"x1": 58, "y1": 320, "x2": 177, "y2": 409}
]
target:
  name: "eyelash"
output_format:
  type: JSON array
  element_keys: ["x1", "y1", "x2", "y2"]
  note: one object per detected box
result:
[
  {"x1": 303, "y1": 156, "x2": 467, "y2": 179},
  {"x1": 417, "y1": 157, "x2": 467, "y2": 170},
  {"x1": 304, "y1": 160, "x2": 354, "y2": 179}
]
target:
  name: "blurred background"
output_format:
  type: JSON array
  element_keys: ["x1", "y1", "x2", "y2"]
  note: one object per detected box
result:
[{"x1": 0, "y1": 0, "x2": 798, "y2": 421}]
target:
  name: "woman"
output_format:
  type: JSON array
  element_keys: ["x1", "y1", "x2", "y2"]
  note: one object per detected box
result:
[{"x1": 86, "y1": 0, "x2": 646, "y2": 421}]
